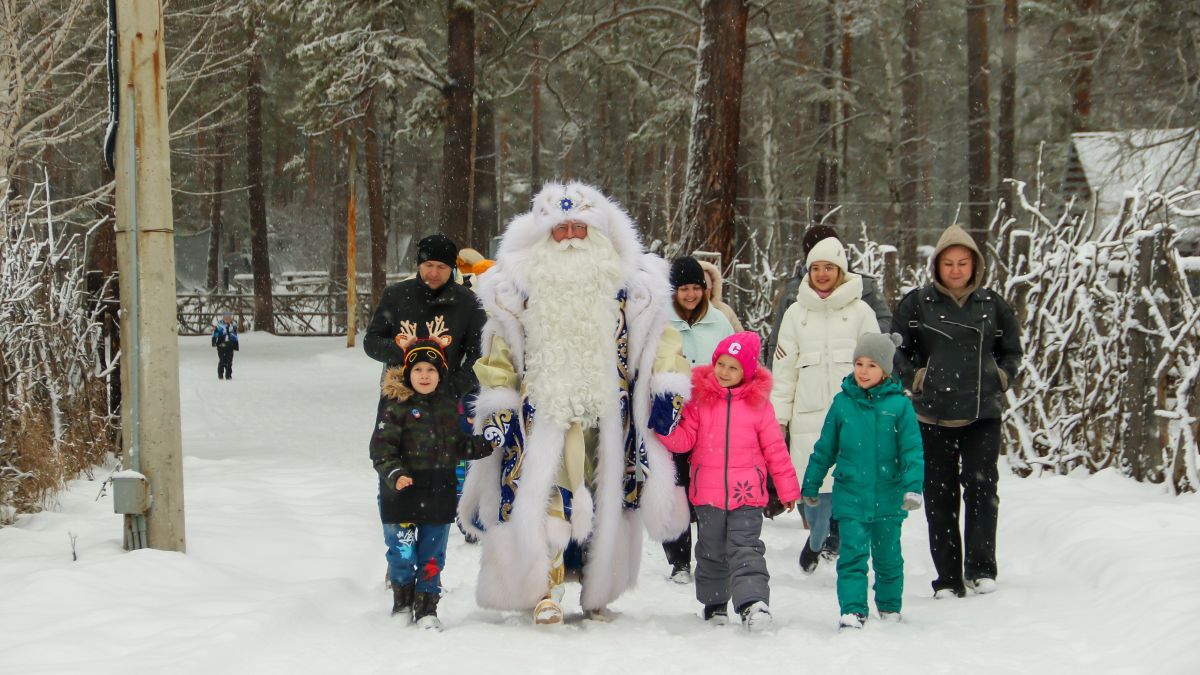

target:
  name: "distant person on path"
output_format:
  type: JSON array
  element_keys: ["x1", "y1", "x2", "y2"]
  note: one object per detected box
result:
[
  {"x1": 211, "y1": 310, "x2": 239, "y2": 380},
  {"x1": 370, "y1": 335, "x2": 494, "y2": 631},
  {"x1": 659, "y1": 256, "x2": 735, "y2": 584},
  {"x1": 892, "y1": 224, "x2": 1023, "y2": 599},
  {"x1": 801, "y1": 333, "x2": 924, "y2": 631},
  {"x1": 766, "y1": 225, "x2": 893, "y2": 368},
  {"x1": 657, "y1": 332, "x2": 800, "y2": 631},
  {"x1": 696, "y1": 259, "x2": 744, "y2": 332},
  {"x1": 364, "y1": 234, "x2": 486, "y2": 400},
  {"x1": 770, "y1": 236, "x2": 880, "y2": 573},
  {"x1": 458, "y1": 181, "x2": 692, "y2": 625}
]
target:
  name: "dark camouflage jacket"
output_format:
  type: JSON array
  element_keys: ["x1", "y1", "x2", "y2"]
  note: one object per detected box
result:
[{"x1": 370, "y1": 368, "x2": 492, "y2": 524}]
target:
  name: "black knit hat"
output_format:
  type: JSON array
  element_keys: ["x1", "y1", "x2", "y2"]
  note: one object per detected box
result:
[
  {"x1": 416, "y1": 234, "x2": 458, "y2": 268},
  {"x1": 670, "y1": 256, "x2": 707, "y2": 290},
  {"x1": 402, "y1": 338, "x2": 448, "y2": 388},
  {"x1": 802, "y1": 225, "x2": 841, "y2": 258}
]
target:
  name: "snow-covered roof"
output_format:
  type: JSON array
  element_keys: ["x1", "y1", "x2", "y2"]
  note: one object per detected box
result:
[{"x1": 1070, "y1": 128, "x2": 1200, "y2": 209}]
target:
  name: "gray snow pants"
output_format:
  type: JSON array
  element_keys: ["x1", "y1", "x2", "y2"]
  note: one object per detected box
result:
[{"x1": 694, "y1": 505, "x2": 769, "y2": 611}]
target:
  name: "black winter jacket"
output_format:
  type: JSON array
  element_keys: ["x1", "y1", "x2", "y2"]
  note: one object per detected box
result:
[
  {"x1": 364, "y1": 277, "x2": 486, "y2": 398},
  {"x1": 892, "y1": 285, "x2": 1022, "y2": 422},
  {"x1": 370, "y1": 370, "x2": 493, "y2": 524}
]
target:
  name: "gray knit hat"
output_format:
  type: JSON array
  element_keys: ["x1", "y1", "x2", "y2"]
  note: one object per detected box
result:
[{"x1": 853, "y1": 333, "x2": 903, "y2": 375}]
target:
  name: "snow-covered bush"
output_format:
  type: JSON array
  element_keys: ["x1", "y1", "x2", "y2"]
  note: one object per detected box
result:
[
  {"x1": 0, "y1": 184, "x2": 116, "y2": 522},
  {"x1": 996, "y1": 183, "x2": 1200, "y2": 493}
]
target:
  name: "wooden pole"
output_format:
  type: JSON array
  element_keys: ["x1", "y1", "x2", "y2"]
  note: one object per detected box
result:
[
  {"x1": 114, "y1": 0, "x2": 185, "y2": 552},
  {"x1": 346, "y1": 134, "x2": 358, "y2": 348}
]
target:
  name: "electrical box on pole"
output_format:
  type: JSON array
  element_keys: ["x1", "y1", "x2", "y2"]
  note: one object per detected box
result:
[{"x1": 113, "y1": 0, "x2": 187, "y2": 552}]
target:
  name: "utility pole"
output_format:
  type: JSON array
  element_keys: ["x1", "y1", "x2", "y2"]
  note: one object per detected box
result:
[{"x1": 113, "y1": 0, "x2": 186, "y2": 552}]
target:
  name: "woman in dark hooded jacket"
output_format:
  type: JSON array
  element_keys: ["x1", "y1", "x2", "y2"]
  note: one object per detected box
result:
[{"x1": 892, "y1": 224, "x2": 1023, "y2": 599}]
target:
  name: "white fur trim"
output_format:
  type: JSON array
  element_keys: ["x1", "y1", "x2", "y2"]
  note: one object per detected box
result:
[
  {"x1": 570, "y1": 486, "x2": 595, "y2": 543},
  {"x1": 546, "y1": 517, "x2": 572, "y2": 553},
  {"x1": 471, "y1": 386, "x2": 522, "y2": 434},
  {"x1": 472, "y1": 418, "x2": 567, "y2": 610},
  {"x1": 650, "y1": 370, "x2": 693, "y2": 400},
  {"x1": 457, "y1": 452, "x2": 502, "y2": 538}
]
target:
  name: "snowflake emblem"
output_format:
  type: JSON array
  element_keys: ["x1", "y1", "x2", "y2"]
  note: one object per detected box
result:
[
  {"x1": 731, "y1": 480, "x2": 754, "y2": 503},
  {"x1": 558, "y1": 197, "x2": 574, "y2": 212}
]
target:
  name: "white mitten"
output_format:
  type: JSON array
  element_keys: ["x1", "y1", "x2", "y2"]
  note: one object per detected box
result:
[{"x1": 902, "y1": 492, "x2": 923, "y2": 511}]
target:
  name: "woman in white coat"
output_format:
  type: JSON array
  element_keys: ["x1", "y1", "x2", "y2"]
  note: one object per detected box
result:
[{"x1": 770, "y1": 237, "x2": 880, "y2": 573}]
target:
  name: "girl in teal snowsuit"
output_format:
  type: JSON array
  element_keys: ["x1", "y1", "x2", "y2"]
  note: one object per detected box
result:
[{"x1": 802, "y1": 333, "x2": 924, "y2": 630}]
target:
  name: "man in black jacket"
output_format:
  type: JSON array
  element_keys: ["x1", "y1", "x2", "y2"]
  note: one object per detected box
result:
[{"x1": 364, "y1": 234, "x2": 486, "y2": 400}]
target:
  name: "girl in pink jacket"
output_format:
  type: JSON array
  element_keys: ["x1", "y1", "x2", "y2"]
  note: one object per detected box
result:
[{"x1": 658, "y1": 332, "x2": 801, "y2": 632}]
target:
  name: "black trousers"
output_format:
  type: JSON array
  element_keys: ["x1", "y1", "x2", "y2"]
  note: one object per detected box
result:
[
  {"x1": 663, "y1": 451, "x2": 693, "y2": 567},
  {"x1": 217, "y1": 346, "x2": 235, "y2": 379},
  {"x1": 920, "y1": 418, "x2": 1001, "y2": 591}
]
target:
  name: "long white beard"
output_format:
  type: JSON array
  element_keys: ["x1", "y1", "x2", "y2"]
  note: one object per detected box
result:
[{"x1": 522, "y1": 233, "x2": 624, "y2": 428}]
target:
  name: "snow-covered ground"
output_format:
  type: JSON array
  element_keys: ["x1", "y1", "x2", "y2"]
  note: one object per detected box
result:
[{"x1": 2, "y1": 335, "x2": 1197, "y2": 675}]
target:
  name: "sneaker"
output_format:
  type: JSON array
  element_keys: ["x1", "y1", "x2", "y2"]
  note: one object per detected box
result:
[
  {"x1": 933, "y1": 587, "x2": 966, "y2": 599},
  {"x1": 838, "y1": 613, "x2": 866, "y2": 631},
  {"x1": 967, "y1": 578, "x2": 997, "y2": 594},
  {"x1": 739, "y1": 601, "x2": 773, "y2": 632},
  {"x1": 534, "y1": 597, "x2": 564, "y2": 626},
  {"x1": 703, "y1": 603, "x2": 729, "y2": 626},
  {"x1": 878, "y1": 611, "x2": 902, "y2": 623},
  {"x1": 669, "y1": 563, "x2": 693, "y2": 584},
  {"x1": 799, "y1": 539, "x2": 821, "y2": 574}
]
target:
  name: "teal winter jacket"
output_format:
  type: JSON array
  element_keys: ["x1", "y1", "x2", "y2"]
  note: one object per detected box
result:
[{"x1": 802, "y1": 374, "x2": 924, "y2": 521}]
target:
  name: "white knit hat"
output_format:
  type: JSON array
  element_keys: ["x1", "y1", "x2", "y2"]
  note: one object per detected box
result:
[{"x1": 805, "y1": 236, "x2": 848, "y2": 274}]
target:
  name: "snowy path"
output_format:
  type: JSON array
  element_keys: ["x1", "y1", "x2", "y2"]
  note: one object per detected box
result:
[{"x1": 1, "y1": 335, "x2": 1197, "y2": 675}]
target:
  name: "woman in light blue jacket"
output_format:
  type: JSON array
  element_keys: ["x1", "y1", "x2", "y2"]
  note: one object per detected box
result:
[
  {"x1": 661, "y1": 256, "x2": 735, "y2": 584},
  {"x1": 670, "y1": 257, "x2": 735, "y2": 367}
]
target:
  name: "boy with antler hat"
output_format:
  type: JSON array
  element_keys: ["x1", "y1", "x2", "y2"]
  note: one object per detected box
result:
[{"x1": 370, "y1": 328, "x2": 494, "y2": 631}]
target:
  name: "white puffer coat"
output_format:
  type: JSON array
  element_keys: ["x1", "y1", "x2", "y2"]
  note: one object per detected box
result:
[{"x1": 770, "y1": 273, "x2": 880, "y2": 491}]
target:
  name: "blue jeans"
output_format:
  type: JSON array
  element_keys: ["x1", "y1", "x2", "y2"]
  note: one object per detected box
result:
[
  {"x1": 803, "y1": 493, "x2": 833, "y2": 551},
  {"x1": 382, "y1": 522, "x2": 450, "y2": 594}
]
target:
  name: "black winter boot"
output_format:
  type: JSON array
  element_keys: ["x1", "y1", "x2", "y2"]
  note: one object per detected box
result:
[
  {"x1": 413, "y1": 591, "x2": 443, "y2": 631},
  {"x1": 391, "y1": 583, "x2": 414, "y2": 621},
  {"x1": 822, "y1": 519, "x2": 840, "y2": 558},
  {"x1": 799, "y1": 535, "x2": 821, "y2": 574}
]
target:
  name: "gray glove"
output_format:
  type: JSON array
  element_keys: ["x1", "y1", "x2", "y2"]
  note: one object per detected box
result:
[{"x1": 902, "y1": 492, "x2": 923, "y2": 511}]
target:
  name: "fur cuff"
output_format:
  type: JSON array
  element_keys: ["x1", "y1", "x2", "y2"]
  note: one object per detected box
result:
[
  {"x1": 471, "y1": 386, "x2": 522, "y2": 434},
  {"x1": 649, "y1": 370, "x2": 692, "y2": 400}
]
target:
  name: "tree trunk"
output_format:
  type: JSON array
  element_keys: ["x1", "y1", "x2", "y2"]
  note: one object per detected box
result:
[
  {"x1": 306, "y1": 136, "x2": 317, "y2": 208},
  {"x1": 966, "y1": 0, "x2": 992, "y2": 244},
  {"x1": 812, "y1": 1, "x2": 838, "y2": 225},
  {"x1": 531, "y1": 38, "x2": 542, "y2": 193},
  {"x1": 473, "y1": 97, "x2": 498, "y2": 243},
  {"x1": 206, "y1": 128, "x2": 225, "y2": 291},
  {"x1": 679, "y1": 0, "x2": 749, "y2": 266},
  {"x1": 440, "y1": 1, "x2": 475, "y2": 247},
  {"x1": 998, "y1": 0, "x2": 1018, "y2": 225},
  {"x1": 246, "y1": 21, "x2": 273, "y2": 331},
  {"x1": 898, "y1": 0, "x2": 923, "y2": 269},
  {"x1": 839, "y1": 6, "x2": 852, "y2": 213},
  {"x1": 364, "y1": 90, "x2": 387, "y2": 304},
  {"x1": 330, "y1": 129, "x2": 347, "y2": 330},
  {"x1": 88, "y1": 166, "x2": 121, "y2": 423},
  {"x1": 1069, "y1": 0, "x2": 1095, "y2": 132}
]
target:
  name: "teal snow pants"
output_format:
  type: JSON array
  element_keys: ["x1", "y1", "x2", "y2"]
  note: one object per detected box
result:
[{"x1": 836, "y1": 517, "x2": 904, "y2": 616}]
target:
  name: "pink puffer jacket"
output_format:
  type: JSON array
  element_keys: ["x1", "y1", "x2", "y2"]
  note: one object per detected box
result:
[{"x1": 658, "y1": 365, "x2": 801, "y2": 510}]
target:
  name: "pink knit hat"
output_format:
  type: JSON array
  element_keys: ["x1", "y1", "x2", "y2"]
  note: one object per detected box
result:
[{"x1": 712, "y1": 331, "x2": 762, "y2": 381}]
